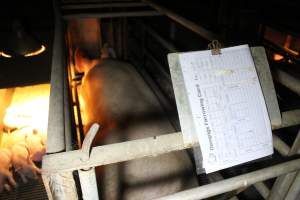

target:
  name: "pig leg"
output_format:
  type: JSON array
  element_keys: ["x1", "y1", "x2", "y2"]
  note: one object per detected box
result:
[{"x1": 0, "y1": 148, "x2": 17, "y2": 193}]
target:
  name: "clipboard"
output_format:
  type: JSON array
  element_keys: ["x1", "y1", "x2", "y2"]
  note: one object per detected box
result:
[{"x1": 167, "y1": 44, "x2": 281, "y2": 173}]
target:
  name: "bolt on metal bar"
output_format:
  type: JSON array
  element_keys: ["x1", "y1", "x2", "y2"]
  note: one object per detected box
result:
[{"x1": 154, "y1": 158, "x2": 300, "y2": 200}]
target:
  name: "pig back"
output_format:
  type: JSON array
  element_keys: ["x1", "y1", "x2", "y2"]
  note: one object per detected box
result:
[{"x1": 80, "y1": 59, "x2": 198, "y2": 199}]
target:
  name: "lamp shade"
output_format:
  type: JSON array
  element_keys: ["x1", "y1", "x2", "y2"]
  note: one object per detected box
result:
[{"x1": 1, "y1": 20, "x2": 45, "y2": 57}]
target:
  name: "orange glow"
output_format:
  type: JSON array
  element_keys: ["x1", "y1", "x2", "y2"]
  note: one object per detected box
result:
[
  {"x1": 0, "y1": 51, "x2": 12, "y2": 58},
  {"x1": 24, "y1": 45, "x2": 46, "y2": 57},
  {"x1": 273, "y1": 53, "x2": 284, "y2": 61},
  {"x1": 1, "y1": 84, "x2": 50, "y2": 135},
  {"x1": 283, "y1": 35, "x2": 299, "y2": 56}
]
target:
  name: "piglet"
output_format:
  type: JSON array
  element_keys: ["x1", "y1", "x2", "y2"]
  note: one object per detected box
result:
[
  {"x1": 0, "y1": 148, "x2": 17, "y2": 192},
  {"x1": 11, "y1": 142, "x2": 41, "y2": 183},
  {"x1": 25, "y1": 130, "x2": 46, "y2": 162}
]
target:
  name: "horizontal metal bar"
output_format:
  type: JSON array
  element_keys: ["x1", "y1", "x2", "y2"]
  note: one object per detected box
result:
[
  {"x1": 62, "y1": 2, "x2": 148, "y2": 10},
  {"x1": 43, "y1": 107, "x2": 300, "y2": 173},
  {"x1": 63, "y1": 11, "x2": 162, "y2": 20},
  {"x1": 154, "y1": 158, "x2": 300, "y2": 200},
  {"x1": 143, "y1": 0, "x2": 220, "y2": 41},
  {"x1": 42, "y1": 132, "x2": 193, "y2": 173}
]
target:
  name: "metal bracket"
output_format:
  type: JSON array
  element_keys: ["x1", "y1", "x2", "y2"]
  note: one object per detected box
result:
[{"x1": 80, "y1": 123, "x2": 100, "y2": 162}]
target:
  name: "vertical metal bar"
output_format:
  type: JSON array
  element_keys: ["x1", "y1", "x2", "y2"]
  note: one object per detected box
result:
[
  {"x1": 64, "y1": 59, "x2": 73, "y2": 151},
  {"x1": 42, "y1": 1, "x2": 78, "y2": 199},
  {"x1": 78, "y1": 168, "x2": 99, "y2": 200},
  {"x1": 47, "y1": 0, "x2": 66, "y2": 154},
  {"x1": 42, "y1": 172, "x2": 78, "y2": 200}
]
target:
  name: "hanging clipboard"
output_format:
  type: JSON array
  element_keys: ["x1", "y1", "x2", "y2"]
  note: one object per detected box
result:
[{"x1": 167, "y1": 43, "x2": 280, "y2": 173}]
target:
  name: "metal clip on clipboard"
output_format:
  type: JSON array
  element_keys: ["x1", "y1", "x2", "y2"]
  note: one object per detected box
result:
[{"x1": 208, "y1": 40, "x2": 222, "y2": 55}]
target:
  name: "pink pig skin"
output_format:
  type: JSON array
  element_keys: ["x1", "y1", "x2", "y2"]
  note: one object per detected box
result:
[
  {"x1": 11, "y1": 142, "x2": 41, "y2": 183},
  {"x1": 0, "y1": 148, "x2": 17, "y2": 192}
]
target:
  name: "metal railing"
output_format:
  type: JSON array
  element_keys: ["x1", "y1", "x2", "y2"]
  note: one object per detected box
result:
[{"x1": 42, "y1": 1, "x2": 300, "y2": 200}]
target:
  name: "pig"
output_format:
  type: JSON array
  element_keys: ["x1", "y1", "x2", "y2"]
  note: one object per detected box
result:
[
  {"x1": 0, "y1": 148, "x2": 17, "y2": 192},
  {"x1": 76, "y1": 49, "x2": 198, "y2": 200},
  {"x1": 25, "y1": 130, "x2": 46, "y2": 162},
  {"x1": 11, "y1": 142, "x2": 41, "y2": 183}
]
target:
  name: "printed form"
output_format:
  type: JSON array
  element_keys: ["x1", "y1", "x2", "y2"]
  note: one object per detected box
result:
[{"x1": 178, "y1": 45, "x2": 273, "y2": 173}]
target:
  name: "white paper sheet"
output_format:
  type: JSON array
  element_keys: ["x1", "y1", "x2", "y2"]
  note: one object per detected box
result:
[{"x1": 177, "y1": 45, "x2": 273, "y2": 173}]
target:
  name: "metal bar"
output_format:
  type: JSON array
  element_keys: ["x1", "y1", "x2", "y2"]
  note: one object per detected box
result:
[
  {"x1": 42, "y1": 172, "x2": 78, "y2": 200},
  {"x1": 285, "y1": 171, "x2": 300, "y2": 200},
  {"x1": 63, "y1": 11, "x2": 162, "y2": 20},
  {"x1": 64, "y1": 58, "x2": 73, "y2": 151},
  {"x1": 61, "y1": 2, "x2": 148, "y2": 10},
  {"x1": 268, "y1": 129, "x2": 300, "y2": 200},
  {"x1": 268, "y1": 172, "x2": 297, "y2": 200},
  {"x1": 288, "y1": 129, "x2": 300, "y2": 156},
  {"x1": 153, "y1": 158, "x2": 300, "y2": 200},
  {"x1": 42, "y1": 132, "x2": 193, "y2": 173},
  {"x1": 43, "y1": 1, "x2": 78, "y2": 199},
  {"x1": 272, "y1": 135, "x2": 291, "y2": 156},
  {"x1": 273, "y1": 109, "x2": 300, "y2": 130},
  {"x1": 78, "y1": 168, "x2": 99, "y2": 200},
  {"x1": 254, "y1": 182, "x2": 270, "y2": 199},
  {"x1": 142, "y1": 22, "x2": 178, "y2": 52},
  {"x1": 47, "y1": 0, "x2": 65, "y2": 154},
  {"x1": 143, "y1": 0, "x2": 220, "y2": 41},
  {"x1": 273, "y1": 68, "x2": 300, "y2": 96}
]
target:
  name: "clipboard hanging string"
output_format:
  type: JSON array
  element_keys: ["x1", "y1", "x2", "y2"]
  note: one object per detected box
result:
[{"x1": 208, "y1": 40, "x2": 222, "y2": 55}]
